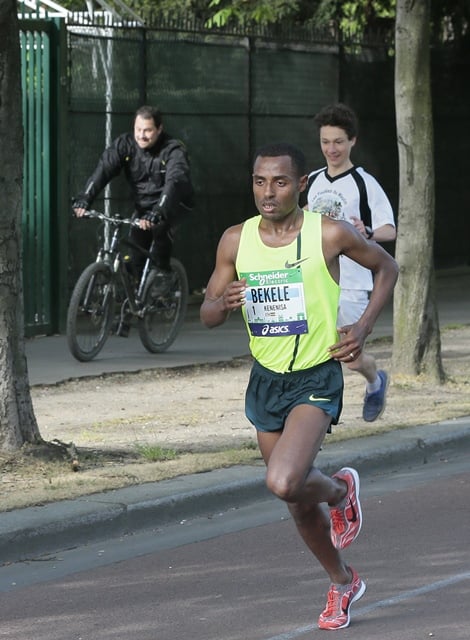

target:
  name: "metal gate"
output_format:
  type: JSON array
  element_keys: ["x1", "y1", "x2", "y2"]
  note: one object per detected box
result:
[{"x1": 20, "y1": 18, "x2": 68, "y2": 336}]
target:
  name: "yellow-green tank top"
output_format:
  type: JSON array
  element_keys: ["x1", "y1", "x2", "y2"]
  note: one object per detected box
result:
[{"x1": 236, "y1": 210, "x2": 340, "y2": 373}]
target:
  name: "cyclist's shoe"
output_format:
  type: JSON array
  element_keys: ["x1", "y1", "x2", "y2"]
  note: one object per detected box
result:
[
  {"x1": 330, "y1": 467, "x2": 362, "y2": 550},
  {"x1": 363, "y1": 370, "x2": 389, "y2": 422},
  {"x1": 151, "y1": 269, "x2": 174, "y2": 298},
  {"x1": 318, "y1": 566, "x2": 366, "y2": 630}
]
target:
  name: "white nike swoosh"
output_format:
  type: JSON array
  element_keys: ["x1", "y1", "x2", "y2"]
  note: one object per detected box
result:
[{"x1": 308, "y1": 395, "x2": 331, "y2": 402}]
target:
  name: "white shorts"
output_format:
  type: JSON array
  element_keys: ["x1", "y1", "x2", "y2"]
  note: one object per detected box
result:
[{"x1": 337, "y1": 289, "x2": 369, "y2": 327}]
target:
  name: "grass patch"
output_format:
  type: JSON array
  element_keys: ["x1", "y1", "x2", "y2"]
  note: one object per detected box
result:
[
  {"x1": 442, "y1": 323, "x2": 469, "y2": 331},
  {"x1": 91, "y1": 415, "x2": 155, "y2": 429},
  {"x1": 134, "y1": 443, "x2": 179, "y2": 462},
  {"x1": 368, "y1": 335, "x2": 393, "y2": 346}
]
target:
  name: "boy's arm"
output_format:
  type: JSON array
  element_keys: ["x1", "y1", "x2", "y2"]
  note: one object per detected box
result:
[{"x1": 323, "y1": 218, "x2": 399, "y2": 360}]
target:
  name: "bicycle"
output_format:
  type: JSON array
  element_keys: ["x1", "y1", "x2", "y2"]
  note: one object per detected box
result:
[{"x1": 66, "y1": 209, "x2": 189, "y2": 362}]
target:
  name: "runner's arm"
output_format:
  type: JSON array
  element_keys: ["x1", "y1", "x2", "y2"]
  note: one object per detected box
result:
[{"x1": 200, "y1": 225, "x2": 246, "y2": 328}]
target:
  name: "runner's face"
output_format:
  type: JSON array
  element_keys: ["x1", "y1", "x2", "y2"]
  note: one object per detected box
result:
[
  {"x1": 319, "y1": 125, "x2": 355, "y2": 172},
  {"x1": 252, "y1": 155, "x2": 305, "y2": 222},
  {"x1": 134, "y1": 115, "x2": 162, "y2": 149}
]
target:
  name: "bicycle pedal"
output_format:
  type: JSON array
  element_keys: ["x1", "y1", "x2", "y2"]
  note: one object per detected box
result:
[
  {"x1": 116, "y1": 322, "x2": 130, "y2": 338},
  {"x1": 151, "y1": 271, "x2": 174, "y2": 297}
]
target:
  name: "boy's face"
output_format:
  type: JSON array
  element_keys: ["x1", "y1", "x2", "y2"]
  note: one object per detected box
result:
[{"x1": 319, "y1": 125, "x2": 356, "y2": 172}]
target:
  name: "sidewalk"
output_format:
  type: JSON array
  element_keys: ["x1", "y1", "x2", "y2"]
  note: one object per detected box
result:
[
  {"x1": 3, "y1": 267, "x2": 469, "y2": 564},
  {"x1": 25, "y1": 267, "x2": 470, "y2": 386}
]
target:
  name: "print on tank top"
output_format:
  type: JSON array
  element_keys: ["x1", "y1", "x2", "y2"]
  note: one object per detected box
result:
[{"x1": 239, "y1": 268, "x2": 308, "y2": 337}]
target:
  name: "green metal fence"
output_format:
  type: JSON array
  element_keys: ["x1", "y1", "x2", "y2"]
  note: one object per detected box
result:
[
  {"x1": 20, "y1": 18, "x2": 68, "y2": 336},
  {"x1": 67, "y1": 26, "x2": 340, "y2": 296},
  {"x1": 19, "y1": 16, "x2": 470, "y2": 336}
]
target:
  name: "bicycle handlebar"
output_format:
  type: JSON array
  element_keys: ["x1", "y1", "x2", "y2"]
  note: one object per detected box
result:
[{"x1": 82, "y1": 209, "x2": 141, "y2": 227}]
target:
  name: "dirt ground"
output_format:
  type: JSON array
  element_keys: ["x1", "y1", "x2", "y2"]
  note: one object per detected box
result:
[{"x1": 1, "y1": 326, "x2": 469, "y2": 511}]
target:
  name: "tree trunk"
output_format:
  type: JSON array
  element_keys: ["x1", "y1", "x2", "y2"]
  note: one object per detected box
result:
[
  {"x1": 0, "y1": 0, "x2": 42, "y2": 450},
  {"x1": 393, "y1": 0, "x2": 445, "y2": 382}
]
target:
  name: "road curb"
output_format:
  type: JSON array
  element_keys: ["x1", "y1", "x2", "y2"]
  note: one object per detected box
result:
[
  {"x1": 317, "y1": 416, "x2": 470, "y2": 476},
  {"x1": 0, "y1": 467, "x2": 268, "y2": 564},
  {"x1": 1, "y1": 417, "x2": 469, "y2": 564}
]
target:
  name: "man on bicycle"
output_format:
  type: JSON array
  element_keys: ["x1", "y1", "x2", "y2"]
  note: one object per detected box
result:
[{"x1": 73, "y1": 105, "x2": 194, "y2": 294}]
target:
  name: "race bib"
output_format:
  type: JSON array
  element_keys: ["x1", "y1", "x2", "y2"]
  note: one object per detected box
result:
[{"x1": 240, "y1": 269, "x2": 308, "y2": 337}]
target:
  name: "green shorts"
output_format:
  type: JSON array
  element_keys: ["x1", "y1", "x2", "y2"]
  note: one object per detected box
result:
[{"x1": 245, "y1": 358, "x2": 343, "y2": 433}]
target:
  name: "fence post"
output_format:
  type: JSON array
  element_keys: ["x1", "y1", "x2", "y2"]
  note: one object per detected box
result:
[{"x1": 50, "y1": 17, "x2": 69, "y2": 333}]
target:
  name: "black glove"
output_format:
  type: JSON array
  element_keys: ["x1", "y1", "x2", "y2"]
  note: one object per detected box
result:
[
  {"x1": 72, "y1": 197, "x2": 90, "y2": 213},
  {"x1": 142, "y1": 208, "x2": 168, "y2": 231}
]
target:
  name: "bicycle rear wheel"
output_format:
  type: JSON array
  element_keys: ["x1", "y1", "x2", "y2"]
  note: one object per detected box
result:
[
  {"x1": 138, "y1": 258, "x2": 188, "y2": 353},
  {"x1": 66, "y1": 262, "x2": 116, "y2": 361}
]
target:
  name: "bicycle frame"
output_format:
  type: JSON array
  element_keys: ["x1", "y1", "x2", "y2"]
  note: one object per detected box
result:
[{"x1": 92, "y1": 211, "x2": 155, "y2": 318}]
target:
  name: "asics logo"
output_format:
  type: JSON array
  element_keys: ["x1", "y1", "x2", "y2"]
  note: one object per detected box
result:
[
  {"x1": 261, "y1": 324, "x2": 289, "y2": 335},
  {"x1": 284, "y1": 257, "x2": 309, "y2": 269}
]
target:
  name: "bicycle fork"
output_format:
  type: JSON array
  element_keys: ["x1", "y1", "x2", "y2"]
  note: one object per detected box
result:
[{"x1": 115, "y1": 253, "x2": 153, "y2": 327}]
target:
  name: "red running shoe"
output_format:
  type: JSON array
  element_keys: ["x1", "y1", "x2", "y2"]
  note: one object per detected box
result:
[
  {"x1": 318, "y1": 566, "x2": 366, "y2": 630},
  {"x1": 330, "y1": 467, "x2": 362, "y2": 549}
]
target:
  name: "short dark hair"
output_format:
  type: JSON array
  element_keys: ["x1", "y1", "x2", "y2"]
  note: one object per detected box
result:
[
  {"x1": 314, "y1": 103, "x2": 358, "y2": 140},
  {"x1": 134, "y1": 105, "x2": 163, "y2": 128},
  {"x1": 253, "y1": 142, "x2": 306, "y2": 178}
]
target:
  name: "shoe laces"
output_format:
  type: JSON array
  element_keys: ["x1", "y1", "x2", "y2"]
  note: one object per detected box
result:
[
  {"x1": 322, "y1": 585, "x2": 342, "y2": 618},
  {"x1": 365, "y1": 394, "x2": 381, "y2": 410},
  {"x1": 330, "y1": 504, "x2": 347, "y2": 532}
]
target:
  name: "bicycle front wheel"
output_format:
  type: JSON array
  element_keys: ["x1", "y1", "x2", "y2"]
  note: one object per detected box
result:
[
  {"x1": 66, "y1": 262, "x2": 116, "y2": 362},
  {"x1": 138, "y1": 258, "x2": 188, "y2": 353}
]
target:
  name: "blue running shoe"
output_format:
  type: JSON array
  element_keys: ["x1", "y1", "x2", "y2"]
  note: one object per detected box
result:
[{"x1": 363, "y1": 370, "x2": 389, "y2": 422}]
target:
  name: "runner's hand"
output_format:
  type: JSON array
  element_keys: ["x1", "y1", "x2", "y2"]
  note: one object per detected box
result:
[
  {"x1": 328, "y1": 323, "x2": 367, "y2": 362},
  {"x1": 222, "y1": 279, "x2": 246, "y2": 311}
]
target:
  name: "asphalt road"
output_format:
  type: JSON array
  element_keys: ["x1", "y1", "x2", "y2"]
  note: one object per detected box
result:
[{"x1": 1, "y1": 447, "x2": 468, "y2": 639}]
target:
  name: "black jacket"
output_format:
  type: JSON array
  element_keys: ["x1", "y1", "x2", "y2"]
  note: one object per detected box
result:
[{"x1": 77, "y1": 131, "x2": 194, "y2": 222}]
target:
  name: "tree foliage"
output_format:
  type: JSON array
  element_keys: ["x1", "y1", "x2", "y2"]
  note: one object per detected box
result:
[
  {"x1": 57, "y1": 0, "x2": 470, "y2": 50},
  {"x1": 430, "y1": 0, "x2": 470, "y2": 46},
  {"x1": 205, "y1": 0, "x2": 300, "y2": 28}
]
